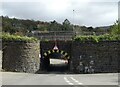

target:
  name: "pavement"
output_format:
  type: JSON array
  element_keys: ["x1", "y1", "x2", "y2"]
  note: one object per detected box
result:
[{"x1": 1, "y1": 72, "x2": 119, "y2": 86}]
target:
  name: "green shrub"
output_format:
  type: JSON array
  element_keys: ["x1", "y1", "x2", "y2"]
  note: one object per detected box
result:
[
  {"x1": 110, "y1": 21, "x2": 120, "y2": 35},
  {"x1": 74, "y1": 34, "x2": 120, "y2": 42},
  {"x1": 1, "y1": 33, "x2": 38, "y2": 42}
]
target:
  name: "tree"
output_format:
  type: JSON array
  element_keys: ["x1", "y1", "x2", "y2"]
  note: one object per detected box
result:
[
  {"x1": 48, "y1": 20, "x2": 62, "y2": 31},
  {"x1": 62, "y1": 19, "x2": 73, "y2": 31},
  {"x1": 87, "y1": 27, "x2": 94, "y2": 31},
  {"x1": 2, "y1": 16, "x2": 38, "y2": 35},
  {"x1": 2, "y1": 16, "x2": 16, "y2": 34}
]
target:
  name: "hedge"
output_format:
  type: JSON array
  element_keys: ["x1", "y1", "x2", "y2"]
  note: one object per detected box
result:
[
  {"x1": 1, "y1": 33, "x2": 38, "y2": 42},
  {"x1": 74, "y1": 34, "x2": 120, "y2": 42}
]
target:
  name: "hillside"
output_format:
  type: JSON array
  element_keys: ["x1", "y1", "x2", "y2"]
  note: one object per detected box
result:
[{"x1": 1, "y1": 16, "x2": 112, "y2": 36}]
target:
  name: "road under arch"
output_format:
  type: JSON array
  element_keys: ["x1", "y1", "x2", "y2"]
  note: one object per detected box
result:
[{"x1": 42, "y1": 49, "x2": 70, "y2": 72}]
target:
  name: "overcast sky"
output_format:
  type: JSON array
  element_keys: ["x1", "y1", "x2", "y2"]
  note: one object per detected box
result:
[{"x1": 1, "y1": 0, "x2": 120, "y2": 27}]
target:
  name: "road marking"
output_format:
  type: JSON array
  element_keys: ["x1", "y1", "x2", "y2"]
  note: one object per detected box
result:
[
  {"x1": 64, "y1": 77, "x2": 83, "y2": 85},
  {"x1": 64, "y1": 77, "x2": 74, "y2": 85},
  {"x1": 69, "y1": 83, "x2": 74, "y2": 85},
  {"x1": 70, "y1": 77, "x2": 83, "y2": 85}
]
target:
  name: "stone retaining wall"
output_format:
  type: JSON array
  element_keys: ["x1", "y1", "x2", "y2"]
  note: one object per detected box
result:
[
  {"x1": 2, "y1": 41, "x2": 120, "y2": 73},
  {"x1": 0, "y1": 51, "x2": 2, "y2": 71},
  {"x1": 71, "y1": 41, "x2": 120, "y2": 73},
  {"x1": 2, "y1": 41, "x2": 40, "y2": 73},
  {"x1": 0, "y1": 40, "x2": 2, "y2": 71}
]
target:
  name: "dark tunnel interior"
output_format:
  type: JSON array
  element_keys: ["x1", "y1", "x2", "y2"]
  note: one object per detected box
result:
[{"x1": 43, "y1": 51, "x2": 70, "y2": 73}]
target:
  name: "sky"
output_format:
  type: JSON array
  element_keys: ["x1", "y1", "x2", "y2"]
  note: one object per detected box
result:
[{"x1": 1, "y1": 0, "x2": 120, "y2": 27}]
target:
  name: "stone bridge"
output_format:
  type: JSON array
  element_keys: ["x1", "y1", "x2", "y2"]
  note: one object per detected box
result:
[
  {"x1": 2, "y1": 40, "x2": 120, "y2": 73},
  {"x1": 40, "y1": 41, "x2": 120, "y2": 73}
]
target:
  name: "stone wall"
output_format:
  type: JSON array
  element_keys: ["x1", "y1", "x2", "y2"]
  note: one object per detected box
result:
[
  {"x1": 2, "y1": 41, "x2": 40, "y2": 73},
  {"x1": 0, "y1": 40, "x2": 2, "y2": 71},
  {"x1": 71, "y1": 41, "x2": 120, "y2": 73},
  {"x1": 0, "y1": 50, "x2": 2, "y2": 71},
  {"x1": 2, "y1": 40, "x2": 120, "y2": 74},
  {"x1": 40, "y1": 41, "x2": 120, "y2": 73}
]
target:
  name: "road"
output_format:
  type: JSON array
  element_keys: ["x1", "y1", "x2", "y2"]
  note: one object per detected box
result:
[{"x1": 1, "y1": 72, "x2": 119, "y2": 86}]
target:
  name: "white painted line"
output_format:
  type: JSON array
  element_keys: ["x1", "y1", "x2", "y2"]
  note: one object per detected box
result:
[
  {"x1": 78, "y1": 83, "x2": 83, "y2": 85},
  {"x1": 74, "y1": 80, "x2": 79, "y2": 83},
  {"x1": 64, "y1": 77, "x2": 74, "y2": 85},
  {"x1": 70, "y1": 77, "x2": 78, "y2": 82},
  {"x1": 70, "y1": 77, "x2": 83, "y2": 85},
  {"x1": 64, "y1": 77, "x2": 67, "y2": 81},
  {"x1": 70, "y1": 77, "x2": 77, "y2": 81},
  {"x1": 68, "y1": 83, "x2": 74, "y2": 85},
  {"x1": 66, "y1": 80, "x2": 70, "y2": 83}
]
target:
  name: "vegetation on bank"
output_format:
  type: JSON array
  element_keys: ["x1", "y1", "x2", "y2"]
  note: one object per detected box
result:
[
  {"x1": 74, "y1": 21, "x2": 120, "y2": 42},
  {"x1": 110, "y1": 20, "x2": 120, "y2": 35},
  {"x1": 1, "y1": 16, "x2": 120, "y2": 42},
  {"x1": 1, "y1": 33, "x2": 38, "y2": 42},
  {"x1": 1, "y1": 16, "x2": 111, "y2": 36},
  {"x1": 74, "y1": 34, "x2": 120, "y2": 42},
  {"x1": 2, "y1": 16, "x2": 73, "y2": 35}
]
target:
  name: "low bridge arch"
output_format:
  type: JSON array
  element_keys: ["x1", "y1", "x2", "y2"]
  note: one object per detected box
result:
[
  {"x1": 40, "y1": 41, "x2": 72, "y2": 71},
  {"x1": 43, "y1": 49, "x2": 70, "y2": 60}
]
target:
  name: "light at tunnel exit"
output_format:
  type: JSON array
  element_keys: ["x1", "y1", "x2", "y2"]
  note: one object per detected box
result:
[{"x1": 50, "y1": 59, "x2": 68, "y2": 65}]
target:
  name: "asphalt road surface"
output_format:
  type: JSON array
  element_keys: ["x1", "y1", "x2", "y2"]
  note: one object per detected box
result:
[{"x1": 1, "y1": 72, "x2": 119, "y2": 86}]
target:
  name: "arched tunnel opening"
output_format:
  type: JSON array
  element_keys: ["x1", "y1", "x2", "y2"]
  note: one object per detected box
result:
[{"x1": 42, "y1": 50, "x2": 70, "y2": 73}]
